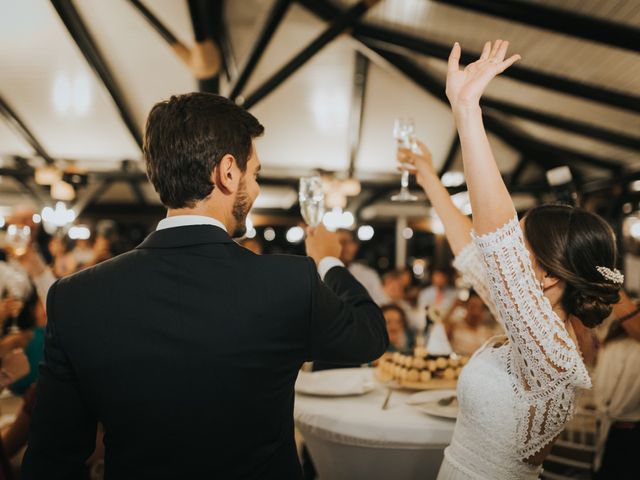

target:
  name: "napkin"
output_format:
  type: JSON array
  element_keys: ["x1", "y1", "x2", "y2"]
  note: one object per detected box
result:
[{"x1": 295, "y1": 369, "x2": 375, "y2": 396}]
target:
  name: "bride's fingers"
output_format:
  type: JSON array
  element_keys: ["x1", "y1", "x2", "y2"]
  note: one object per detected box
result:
[
  {"x1": 497, "y1": 54, "x2": 521, "y2": 73},
  {"x1": 417, "y1": 140, "x2": 431, "y2": 157},
  {"x1": 397, "y1": 149, "x2": 413, "y2": 163},
  {"x1": 496, "y1": 40, "x2": 509, "y2": 62},
  {"x1": 448, "y1": 42, "x2": 461, "y2": 73},
  {"x1": 479, "y1": 41, "x2": 491, "y2": 61},
  {"x1": 489, "y1": 39, "x2": 502, "y2": 60}
]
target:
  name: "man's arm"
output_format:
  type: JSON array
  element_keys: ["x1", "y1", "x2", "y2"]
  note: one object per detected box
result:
[
  {"x1": 22, "y1": 281, "x2": 97, "y2": 480},
  {"x1": 305, "y1": 227, "x2": 388, "y2": 363}
]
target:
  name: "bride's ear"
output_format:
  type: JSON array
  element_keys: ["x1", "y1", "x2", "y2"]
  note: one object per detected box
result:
[{"x1": 541, "y1": 272, "x2": 561, "y2": 290}]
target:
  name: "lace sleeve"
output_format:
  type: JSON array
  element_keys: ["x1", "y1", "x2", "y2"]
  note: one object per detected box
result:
[
  {"x1": 452, "y1": 241, "x2": 501, "y2": 326},
  {"x1": 473, "y1": 215, "x2": 592, "y2": 458}
]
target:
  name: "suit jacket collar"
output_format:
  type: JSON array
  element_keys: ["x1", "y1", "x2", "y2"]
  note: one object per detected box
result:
[{"x1": 136, "y1": 225, "x2": 233, "y2": 249}]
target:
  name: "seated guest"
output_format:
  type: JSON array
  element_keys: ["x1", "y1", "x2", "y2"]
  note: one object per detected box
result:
[
  {"x1": 417, "y1": 268, "x2": 458, "y2": 318},
  {"x1": 443, "y1": 291, "x2": 498, "y2": 356},
  {"x1": 382, "y1": 270, "x2": 406, "y2": 304},
  {"x1": 381, "y1": 304, "x2": 414, "y2": 352},
  {"x1": 383, "y1": 270, "x2": 425, "y2": 332},
  {"x1": 593, "y1": 290, "x2": 640, "y2": 480}
]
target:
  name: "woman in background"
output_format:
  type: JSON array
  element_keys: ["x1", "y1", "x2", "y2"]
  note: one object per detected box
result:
[
  {"x1": 593, "y1": 290, "x2": 640, "y2": 480},
  {"x1": 381, "y1": 304, "x2": 414, "y2": 352}
]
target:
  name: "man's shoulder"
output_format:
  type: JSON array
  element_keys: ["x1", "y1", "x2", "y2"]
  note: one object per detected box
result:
[
  {"x1": 246, "y1": 252, "x2": 314, "y2": 273},
  {"x1": 56, "y1": 249, "x2": 141, "y2": 291}
]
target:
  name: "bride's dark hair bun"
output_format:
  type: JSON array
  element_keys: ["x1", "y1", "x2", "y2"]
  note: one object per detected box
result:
[
  {"x1": 523, "y1": 205, "x2": 622, "y2": 328},
  {"x1": 564, "y1": 283, "x2": 620, "y2": 328}
]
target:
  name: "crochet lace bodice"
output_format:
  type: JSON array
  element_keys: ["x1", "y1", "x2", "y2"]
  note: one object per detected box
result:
[{"x1": 449, "y1": 215, "x2": 591, "y2": 474}]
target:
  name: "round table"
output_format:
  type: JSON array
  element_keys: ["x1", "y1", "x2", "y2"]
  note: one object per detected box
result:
[{"x1": 294, "y1": 368, "x2": 456, "y2": 480}]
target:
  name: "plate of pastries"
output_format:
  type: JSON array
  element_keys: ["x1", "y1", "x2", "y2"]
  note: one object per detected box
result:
[{"x1": 376, "y1": 348, "x2": 469, "y2": 390}]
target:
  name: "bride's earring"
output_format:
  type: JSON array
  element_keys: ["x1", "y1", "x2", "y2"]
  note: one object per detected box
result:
[{"x1": 539, "y1": 280, "x2": 545, "y2": 291}]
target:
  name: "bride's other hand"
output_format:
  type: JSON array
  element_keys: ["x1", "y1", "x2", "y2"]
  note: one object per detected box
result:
[
  {"x1": 446, "y1": 40, "x2": 521, "y2": 113},
  {"x1": 397, "y1": 141, "x2": 435, "y2": 188}
]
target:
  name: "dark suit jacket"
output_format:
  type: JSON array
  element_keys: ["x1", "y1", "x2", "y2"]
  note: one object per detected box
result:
[{"x1": 22, "y1": 225, "x2": 387, "y2": 479}]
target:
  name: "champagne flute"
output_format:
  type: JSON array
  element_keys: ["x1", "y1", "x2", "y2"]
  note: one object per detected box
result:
[
  {"x1": 391, "y1": 118, "x2": 418, "y2": 202},
  {"x1": 299, "y1": 176, "x2": 325, "y2": 227}
]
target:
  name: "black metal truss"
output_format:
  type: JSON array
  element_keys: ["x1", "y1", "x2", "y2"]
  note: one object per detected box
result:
[{"x1": 51, "y1": 0, "x2": 142, "y2": 148}]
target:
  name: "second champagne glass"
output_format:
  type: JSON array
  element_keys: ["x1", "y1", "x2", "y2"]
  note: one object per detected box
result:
[
  {"x1": 391, "y1": 118, "x2": 418, "y2": 202},
  {"x1": 299, "y1": 175, "x2": 325, "y2": 227}
]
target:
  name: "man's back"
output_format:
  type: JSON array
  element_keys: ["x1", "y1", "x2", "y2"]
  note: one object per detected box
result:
[{"x1": 23, "y1": 225, "x2": 387, "y2": 479}]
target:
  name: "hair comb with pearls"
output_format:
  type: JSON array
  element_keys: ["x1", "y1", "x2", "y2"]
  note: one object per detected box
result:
[{"x1": 596, "y1": 266, "x2": 624, "y2": 285}]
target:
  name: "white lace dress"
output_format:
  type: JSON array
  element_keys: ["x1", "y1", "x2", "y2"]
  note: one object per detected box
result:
[{"x1": 436, "y1": 216, "x2": 592, "y2": 480}]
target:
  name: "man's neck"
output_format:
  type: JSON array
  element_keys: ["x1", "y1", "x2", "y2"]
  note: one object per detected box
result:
[{"x1": 166, "y1": 207, "x2": 231, "y2": 232}]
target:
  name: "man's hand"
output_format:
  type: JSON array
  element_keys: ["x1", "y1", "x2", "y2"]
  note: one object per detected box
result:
[
  {"x1": 305, "y1": 225, "x2": 341, "y2": 266},
  {"x1": 0, "y1": 349, "x2": 30, "y2": 388}
]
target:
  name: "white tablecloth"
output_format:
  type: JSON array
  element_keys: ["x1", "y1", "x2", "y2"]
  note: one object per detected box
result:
[{"x1": 294, "y1": 368, "x2": 456, "y2": 480}]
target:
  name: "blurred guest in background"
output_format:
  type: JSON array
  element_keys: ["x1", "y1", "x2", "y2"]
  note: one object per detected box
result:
[
  {"x1": 0, "y1": 262, "x2": 45, "y2": 396},
  {"x1": 593, "y1": 290, "x2": 640, "y2": 480},
  {"x1": 4, "y1": 289, "x2": 46, "y2": 396},
  {"x1": 443, "y1": 290, "x2": 497, "y2": 356},
  {"x1": 382, "y1": 270, "x2": 406, "y2": 304},
  {"x1": 71, "y1": 238, "x2": 95, "y2": 270},
  {"x1": 337, "y1": 229, "x2": 386, "y2": 305},
  {"x1": 48, "y1": 236, "x2": 77, "y2": 278},
  {"x1": 381, "y1": 304, "x2": 413, "y2": 352},
  {"x1": 382, "y1": 269, "x2": 425, "y2": 333},
  {"x1": 417, "y1": 268, "x2": 458, "y2": 319}
]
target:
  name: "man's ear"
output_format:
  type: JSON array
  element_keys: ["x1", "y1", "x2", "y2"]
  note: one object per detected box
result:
[{"x1": 212, "y1": 154, "x2": 240, "y2": 195}]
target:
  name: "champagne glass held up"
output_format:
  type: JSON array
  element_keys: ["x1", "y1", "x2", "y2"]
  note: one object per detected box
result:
[
  {"x1": 299, "y1": 175, "x2": 325, "y2": 227},
  {"x1": 391, "y1": 118, "x2": 418, "y2": 202}
]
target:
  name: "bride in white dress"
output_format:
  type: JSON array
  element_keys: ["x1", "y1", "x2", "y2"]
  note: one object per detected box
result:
[{"x1": 399, "y1": 40, "x2": 623, "y2": 479}]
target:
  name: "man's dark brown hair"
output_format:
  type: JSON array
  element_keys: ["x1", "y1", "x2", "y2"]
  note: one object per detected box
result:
[{"x1": 143, "y1": 92, "x2": 264, "y2": 209}]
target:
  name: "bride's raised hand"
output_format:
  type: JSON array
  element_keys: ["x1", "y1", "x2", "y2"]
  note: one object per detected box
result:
[
  {"x1": 397, "y1": 141, "x2": 434, "y2": 188},
  {"x1": 446, "y1": 40, "x2": 521, "y2": 113}
]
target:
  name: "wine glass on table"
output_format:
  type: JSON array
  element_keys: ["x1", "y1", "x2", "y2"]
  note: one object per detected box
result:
[
  {"x1": 391, "y1": 118, "x2": 418, "y2": 202},
  {"x1": 299, "y1": 175, "x2": 325, "y2": 227}
]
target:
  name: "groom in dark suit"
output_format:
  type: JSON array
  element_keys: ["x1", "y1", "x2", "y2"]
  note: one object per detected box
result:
[{"x1": 22, "y1": 93, "x2": 387, "y2": 480}]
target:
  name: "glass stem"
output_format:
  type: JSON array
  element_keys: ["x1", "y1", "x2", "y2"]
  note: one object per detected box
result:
[{"x1": 401, "y1": 170, "x2": 410, "y2": 190}]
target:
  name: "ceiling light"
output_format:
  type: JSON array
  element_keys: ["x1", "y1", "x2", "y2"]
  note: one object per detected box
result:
[
  {"x1": 357, "y1": 225, "x2": 374, "y2": 241},
  {"x1": 51, "y1": 180, "x2": 75, "y2": 201},
  {"x1": 286, "y1": 226, "x2": 305, "y2": 244},
  {"x1": 35, "y1": 166, "x2": 62, "y2": 186},
  {"x1": 441, "y1": 171, "x2": 465, "y2": 187}
]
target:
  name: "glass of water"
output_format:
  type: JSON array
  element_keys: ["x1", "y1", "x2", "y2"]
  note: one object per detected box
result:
[
  {"x1": 391, "y1": 118, "x2": 418, "y2": 202},
  {"x1": 299, "y1": 176, "x2": 325, "y2": 227}
]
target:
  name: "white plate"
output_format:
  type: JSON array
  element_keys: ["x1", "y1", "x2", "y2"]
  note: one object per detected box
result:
[
  {"x1": 406, "y1": 389, "x2": 458, "y2": 419},
  {"x1": 295, "y1": 368, "x2": 375, "y2": 397}
]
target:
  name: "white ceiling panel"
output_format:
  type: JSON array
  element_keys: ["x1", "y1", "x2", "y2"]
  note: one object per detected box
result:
[
  {"x1": 0, "y1": 118, "x2": 34, "y2": 157},
  {"x1": 357, "y1": 59, "x2": 456, "y2": 174},
  {"x1": 0, "y1": 0, "x2": 141, "y2": 162},
  {"x1": 74, "y1": 0, "x2": 197, "y2": 130}
]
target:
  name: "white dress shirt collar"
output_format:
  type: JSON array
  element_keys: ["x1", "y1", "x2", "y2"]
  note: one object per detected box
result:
[{"x1": 156, "y1": 215, "x2": 227, "y2": 232}]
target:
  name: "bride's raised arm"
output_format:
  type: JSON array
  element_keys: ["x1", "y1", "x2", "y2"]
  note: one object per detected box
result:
[{"x1": 446, "y1": 40, "x2": 520, "y2": 235}]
